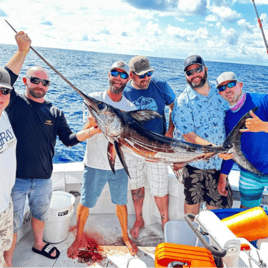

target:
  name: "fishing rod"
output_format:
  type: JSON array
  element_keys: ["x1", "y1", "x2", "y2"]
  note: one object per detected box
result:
[
  {"x1": 252, "y1": 0, "x2": 268, "y2": 55},
  {"x1": 5, "y1": 20, "x2": 89, "y2": 101}
]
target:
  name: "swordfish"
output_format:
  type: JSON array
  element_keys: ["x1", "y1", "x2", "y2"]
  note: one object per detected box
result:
[{"x1": 75, "y1": 88, "x2": 261, "y2": 179}]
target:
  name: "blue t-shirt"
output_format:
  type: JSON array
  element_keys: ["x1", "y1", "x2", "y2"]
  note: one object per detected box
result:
[
  {"x1": 123, "y1": 78, "x2": 176, "y2": 135},
  {"x1": 221, "y1": 93, "x2": 268, "y2": 175},
  {"x1": 172, "y1": 82, "x2": 228, "y2": 170}
]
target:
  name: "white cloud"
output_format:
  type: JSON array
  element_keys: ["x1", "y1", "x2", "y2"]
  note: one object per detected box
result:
[
  {"x1": 146, "y1": 22, "x2": 162, "y2": 36},
  {"x1": 206, "y1": 15, "x2": 218, "y2": 22},
  {"x1": 167, "y1": 25, "x2": 209, "y2": 42},
  {"x1": 220, "y1": 26, "x2": 239, "y2": 45},
  {"x1": 177, "y1": 0, "x2": 208, "y2": 16},
  {"x1": 209, "y1": 5, "x2": 240, "y2": 23}
]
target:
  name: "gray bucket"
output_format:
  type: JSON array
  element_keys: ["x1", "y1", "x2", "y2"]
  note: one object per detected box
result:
[{"x1": 43, "y1": 191, "x2": 75, "y2": 243}]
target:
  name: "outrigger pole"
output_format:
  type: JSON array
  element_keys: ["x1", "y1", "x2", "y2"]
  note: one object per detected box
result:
[{"x1": 252, "y1": 0, "x2": 268, "y2": 55}]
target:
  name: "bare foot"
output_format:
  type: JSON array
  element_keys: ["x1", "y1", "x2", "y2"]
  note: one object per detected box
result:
[
  {"x1": 123, "y1": 237, "x2": 138, "y2": 256},
  {"x1": 67, "y1": 239, "x2": 85, "y2": 259},
  {"x1": 130, "y1": 220, "x2": 145, "y2": 239}
]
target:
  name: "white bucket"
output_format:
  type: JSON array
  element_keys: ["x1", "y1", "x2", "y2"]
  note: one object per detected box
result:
[{"x1": 43, "y1": 191, "x2": 75, "y2": 244}]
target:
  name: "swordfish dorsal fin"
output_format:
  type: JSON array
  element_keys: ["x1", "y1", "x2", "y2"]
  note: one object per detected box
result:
[
  {"x1": 128, "y1": 110, "x2": 162, "y2": 124},
  {"x1": 114, "y1": 141, "x2": 131, "y2": 178},
  {"x1": 107, "y1": 142, "x2": 116, "y2": 174}
]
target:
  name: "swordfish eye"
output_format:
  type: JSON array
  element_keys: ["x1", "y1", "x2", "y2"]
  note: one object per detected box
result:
[{"x1": 98, "y1": 102, "x2": 107, "y2": 111}]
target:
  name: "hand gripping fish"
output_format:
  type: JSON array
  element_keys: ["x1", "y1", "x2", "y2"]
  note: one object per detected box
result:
[{"x1": 80, "y1": 90, "x2": 261, "y2": 179}]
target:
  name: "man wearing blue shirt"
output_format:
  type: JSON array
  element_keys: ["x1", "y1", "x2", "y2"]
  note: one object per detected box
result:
[
  {"x1": 172, "y1": 55, "x2": 233, "y2": 215},
  {"x1": 123, "y1": 55, "x2": 176, "y2": 239},
  {"x1": 217, "y1": 72, "x2": 268, "y2": 208}
]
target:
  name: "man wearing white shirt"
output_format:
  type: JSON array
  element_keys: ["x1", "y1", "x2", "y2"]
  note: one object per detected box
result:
[
  {"x1": 0, "y1": 67, "x2": 17, "y2": 267},
  {"x1": 67, "y1": 61, "x2": 138, "y2": 258}
]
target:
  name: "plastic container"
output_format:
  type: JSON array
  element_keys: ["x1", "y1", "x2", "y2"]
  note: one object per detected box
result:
[
  {"x1": 164, "y1": 220, "x2": 206, "y2": 247},
  {"x1": 43, "y1": 191, "x2": 75, "y2": 243},
  {"x1": 155, "y1": 242, "x2": 216, "y2": 267}
]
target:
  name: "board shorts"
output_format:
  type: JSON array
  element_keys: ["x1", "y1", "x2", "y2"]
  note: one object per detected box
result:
[
  {"x1": 182, "y1": 165, "x2": 233, "y2": 208},
  {"x1": 0, "y1": 200, "x2": 13, "y2": 267},
  {"x1": 239, "y1": 170, "x2": 268, "y2": 208},
  {"x1": 126, "y1": 155, "x2": 169, "y2": 197},
  {"x1": 11, "y1": 178, "x2": 53, "y2": 233},
  {"x1": 81, "y1": 166, "x2": 129, "y2": 208}
]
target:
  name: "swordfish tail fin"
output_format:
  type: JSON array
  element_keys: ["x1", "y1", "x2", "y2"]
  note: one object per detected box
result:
[{"x1": 222, "y1": 107, "x2": 262, "y2": 175}]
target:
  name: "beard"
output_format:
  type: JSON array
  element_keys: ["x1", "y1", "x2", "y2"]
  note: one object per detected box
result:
[
  {"x1": 109, "y1": 80, "x2": 127, "y2": 94},
  {"x1": 187, "y1": 70, "x2": 208, "y2": 89},
  {"x1": 29, "y1": 87, "x2": 47, "y2": 98}
]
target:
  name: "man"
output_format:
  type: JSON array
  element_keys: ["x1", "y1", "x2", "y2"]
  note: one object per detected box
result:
[
  {"x1": 4, "y1": 32, "x2": 92, "y2": 266},
  {"x1": 0, "y1": 68, "x2": 17, "y2": 267},
  {"x1": 123, "y1": 55, "x2": 176, "y2": 239},
  {"x1": 67, "y1": 61, "x2": 138, "y2": 258},
  {"x1": 172, "y1": 55, "x2": 233, "y2": 216},
  {"x1": 217, "y1": 72, "x2": 268, "y2": 208}
]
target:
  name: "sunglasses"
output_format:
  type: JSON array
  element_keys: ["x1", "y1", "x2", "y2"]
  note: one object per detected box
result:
[
  {"x1": 110, "y1": 70, "x2": 129, "y2": 79},
  {"x1": 218, "y1": 81, "x2": 237, "y2": 92},
  {"x1": 0, "y1": 88, "x2": 12, "y2": 95},
  {"x1": 27, "y1": 76, "x2": 51, "y2": 87},
  {"x1": 185, "y1": 66, "x2": 204, "y2": 77},
  {"x1": 134, "y1": 71, "x2": 153, "y2": 79}
]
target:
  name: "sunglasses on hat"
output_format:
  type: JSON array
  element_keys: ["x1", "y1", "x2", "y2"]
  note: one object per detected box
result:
[
  {"x1": 0, "y1": 88, "x2": 12, "y2": 95},
  {"x1": 218, "y1": 81, "x2": 237, "y2": 92},
  {"x1": 27, "y1": 76, "x2": 51, "y2": 87}
]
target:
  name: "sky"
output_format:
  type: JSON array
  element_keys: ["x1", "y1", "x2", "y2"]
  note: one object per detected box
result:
[{"x1": 1, "y1": 0, "x2": 268, "y2": 66}]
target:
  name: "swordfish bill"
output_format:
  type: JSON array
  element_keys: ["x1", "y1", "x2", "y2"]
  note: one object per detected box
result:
[{"x1": 79, "y1": 88, "x2": 262, "y2": 178}]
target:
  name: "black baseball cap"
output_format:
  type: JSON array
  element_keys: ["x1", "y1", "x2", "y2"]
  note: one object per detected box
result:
[{"x1": 184, "y1": 55, "x2": 205, "y2": 71}]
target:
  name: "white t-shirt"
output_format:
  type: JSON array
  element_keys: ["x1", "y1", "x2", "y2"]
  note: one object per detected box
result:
[
  {"x1": 0, "y1": 111, "x2": 17, "y2": 212},
  {"x1": 83, "y1": 91, "x2": 136, "y2": 170}
]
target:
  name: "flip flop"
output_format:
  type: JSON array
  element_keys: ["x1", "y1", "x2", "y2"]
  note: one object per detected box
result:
[{"x1": 32, "y1": 243, "x2": 60, "y2": 259}]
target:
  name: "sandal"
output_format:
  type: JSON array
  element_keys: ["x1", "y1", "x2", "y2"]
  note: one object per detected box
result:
[{"x1": 32, "y1": 243, "x2": 60, "y2": 259}]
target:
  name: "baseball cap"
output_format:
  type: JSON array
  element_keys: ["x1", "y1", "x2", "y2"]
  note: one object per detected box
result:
[
  {"x1": 0, "y1": 67, "x2": 12, "y2": 90},
  {"x1": 184, "y1": 55, "x2": 205, "y2": 71},
  {"x1": 110, "y1": 61, "x2": 130, "y2": 75},
  {"x1": 216, "y1": 72, "x2": 237, "y2": 88},
  {"x1": 128, "y1": 55, "x2": 155, "y2": 75}
]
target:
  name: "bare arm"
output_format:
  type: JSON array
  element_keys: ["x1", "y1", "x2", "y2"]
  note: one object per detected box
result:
[
  {"x1": 165, "y1": 102, "x2": 175, "y2": 138},
  {"x1": 217, "y1": 173, "x2": 228, "y2": 196},
  {"x1": 76, "y1": 116, "x2": 101, "y2": 142},
  {"x1": 183, "y1": 132, "x2": 233, "y2": 160},
  {"x1": 76, "y1": 127, "x2": 101, "y2": 142},
  {"x1": 6, "y1": 31, "x2": 31, "y2": 75},
  {"x1": 183, "y1": 132, "x2": 212, "y2": 145}
]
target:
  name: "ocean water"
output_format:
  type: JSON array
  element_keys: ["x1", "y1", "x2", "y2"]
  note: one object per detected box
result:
[{"x1": 1, "y1": 44, "x2": 268, "y2": 164}]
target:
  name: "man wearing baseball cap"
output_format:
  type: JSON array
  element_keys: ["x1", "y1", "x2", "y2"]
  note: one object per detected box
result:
[
  {"x1": 172, "y1": 55, "x2": 233, "y2": 216},
  {"x1": 0, "y1": 67, "x2": 17, "y2": 267},
  {"x1": 68, "y1": 61, "x2": 138, "y2": 258},
  {"x1": 123, "y1": 55, "x2": 176, "y2": 239},
  {"x1": 217, "y1": 71, "x2": 268, "y2": 209}
]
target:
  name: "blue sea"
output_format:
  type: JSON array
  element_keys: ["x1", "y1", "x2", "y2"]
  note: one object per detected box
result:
[{"x1": 1, "y1": 44, "x2": 268, "y2": 164}]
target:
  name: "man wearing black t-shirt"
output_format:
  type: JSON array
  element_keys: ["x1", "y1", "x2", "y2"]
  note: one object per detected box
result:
[{"x1": 4, "y1": 31, "x2": 91, "y2": 266}]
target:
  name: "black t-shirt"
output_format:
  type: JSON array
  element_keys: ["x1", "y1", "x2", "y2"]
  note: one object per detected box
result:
[{"x1": 5, "y1": 67, "x2": 79, "y2": 179}]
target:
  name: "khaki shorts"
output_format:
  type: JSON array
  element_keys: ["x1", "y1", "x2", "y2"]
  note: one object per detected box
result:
[
  {"x1": 0, "y1": 200, "x2": 13, "y2": 267},
  {"x1": 126, "y1": 155, "x2": 169, "y2": 197}
]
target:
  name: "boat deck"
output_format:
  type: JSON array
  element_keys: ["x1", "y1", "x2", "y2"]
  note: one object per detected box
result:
[{"x1": 12, "y1": 213, "x2": 163, "y2": 267}]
